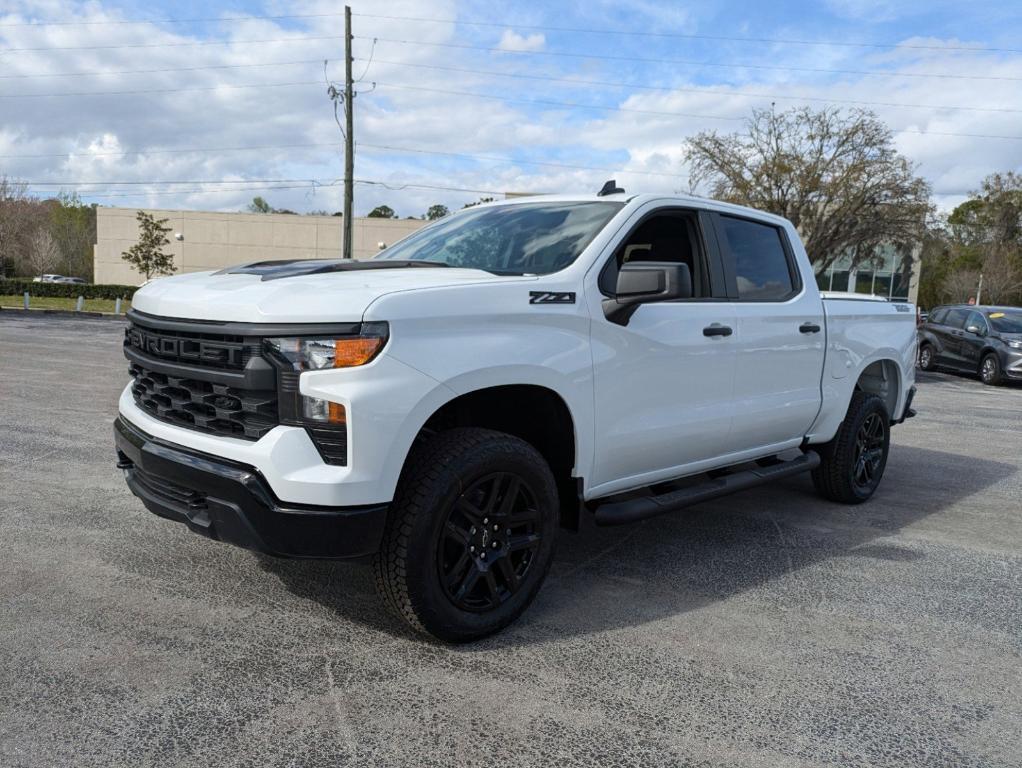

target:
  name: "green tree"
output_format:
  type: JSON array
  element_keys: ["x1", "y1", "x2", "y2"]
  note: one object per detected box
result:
[
  {"x1": 686, "y1": 107, "x2": 932, "y2": 272},
  {"x1": 425, "y1": 204, "x2": 450, "y2": 220},
  {"x1": 48, "y1": 191, "x2": 96, "y2": 280},
  {"x1": 248, "y1": 196, "x2": 273, "y2": 213},
  {"x1": 919, "y1": 172, "x2": 1022, "y2": 307},
  {"x1": 367, "y1": 205, "x2": 396, "y2": 219},
  {"x1": 121, "y1": 211, "x2": 175, "y2": 281}
]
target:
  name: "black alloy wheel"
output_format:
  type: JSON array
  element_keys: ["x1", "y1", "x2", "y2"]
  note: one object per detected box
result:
[
  {"x1": 438, "y1": 472, "x2": 542, "y2": 612},
  {"x1": 811, "y1": 390, "x2": 890, "y2": 504},
  {"x1": 852, "y1": 412, "x2": 886, "y2": 492},
  {"x1": 374, "y1": 428, "x2": 558, "y2": 642}
]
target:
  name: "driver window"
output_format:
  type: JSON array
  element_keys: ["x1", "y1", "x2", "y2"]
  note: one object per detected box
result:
[
  {"x1": 601, "y1": 212, "x2": 710, "y2": 297},
  {"x1": 966, "y1": 311, "x2": 987, "y2": 334}
]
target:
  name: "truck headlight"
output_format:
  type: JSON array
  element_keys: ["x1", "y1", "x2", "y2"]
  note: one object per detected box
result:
[
  {"x1": 264, "y1": 322, "x2": 388, "y2": 370},
  {"x1": 264, "y1": 323, "x2": 388, "y2": 465}
]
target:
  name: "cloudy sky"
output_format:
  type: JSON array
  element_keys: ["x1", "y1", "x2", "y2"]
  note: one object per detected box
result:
[{"x1": 1, "y1": 0, "x2": 1020, "y2": 218}]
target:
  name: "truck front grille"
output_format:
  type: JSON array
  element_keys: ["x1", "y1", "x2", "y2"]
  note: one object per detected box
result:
[
  {"x1": 129, "y1": 364, "x2": 278, "y2": 440},
  {"x1": 124, "y1": 313, "x2": 281, "y2": 441}
]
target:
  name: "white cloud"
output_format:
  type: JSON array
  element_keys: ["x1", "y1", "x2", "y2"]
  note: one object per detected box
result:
[
  {"x1": 497, "y1": 30, "x2": 546, "y2": 52},
  {"x1": 0, "y1": 0, "x2": 1018, "y2": 219}
]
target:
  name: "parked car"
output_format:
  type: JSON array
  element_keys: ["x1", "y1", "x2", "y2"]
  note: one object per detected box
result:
[
  {"x1": 31, "y1": 274, "x2": 64, "y2": 283},
  {"x1": 113, "y1": 189, "x2": 918, "y2": 641},
  {"x1": 918, "y1": 305, "x2": 1022, "y2": 384},
  {"x1": 53, "y1": 276, "x2": 88, "y2": 284}
]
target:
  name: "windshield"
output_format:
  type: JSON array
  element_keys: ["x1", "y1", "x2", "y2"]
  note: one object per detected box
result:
[
  {"x1": 988, "y1": 311, "x2": 1022, "y2": 334},
  {"x1": 375, "y1": 201, "x2": 624, "y2": 275}
]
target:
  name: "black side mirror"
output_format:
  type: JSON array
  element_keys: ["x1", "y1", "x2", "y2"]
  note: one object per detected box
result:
[{"x1": 603, "y1": 261, "x2": 692, "y2": 326}]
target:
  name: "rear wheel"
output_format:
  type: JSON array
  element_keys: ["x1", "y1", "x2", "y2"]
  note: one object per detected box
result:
[
  {"x1": 812, "y1": 391, "x2": 890, "y2": 504},
  {"x1": 980, "y1": 353, "x2": 1003, "y2": 385},
  {"x1": 373, "y1": 428, "x2": 558, "y2": 642},
  {"x1": 918, "y1": 343, "x2": 936, "y2": 371}
]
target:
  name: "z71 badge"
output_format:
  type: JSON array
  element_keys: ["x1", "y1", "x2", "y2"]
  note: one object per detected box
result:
[{"x1": 529, "y1": 291, "x2": 576, "y2": 305}]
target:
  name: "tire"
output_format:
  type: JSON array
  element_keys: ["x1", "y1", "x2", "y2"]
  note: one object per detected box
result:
[
  {"x1": 373, "y1": 428, "x2": 558, "y2": 642},
  {"x1": 979, "y1": 353, "x2": 1003, "y2": 385},
  {"x1": 918, "y1": 343, "x2": 936, "y2": 371},
  {"x1": 811, "y1": 391, "x2": 890, "y2": 504}
]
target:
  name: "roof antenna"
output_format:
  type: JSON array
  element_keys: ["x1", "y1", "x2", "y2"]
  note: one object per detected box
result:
[{"x1": 597, "y1": 179, "x2": 624, "y2": 196}]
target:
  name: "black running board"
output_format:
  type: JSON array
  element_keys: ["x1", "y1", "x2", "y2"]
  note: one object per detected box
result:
[{"x1": 593, "y1": 451, "x2": 820, "y2": 527}]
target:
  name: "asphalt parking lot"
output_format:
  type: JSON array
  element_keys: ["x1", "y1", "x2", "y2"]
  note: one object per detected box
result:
[{"x1": 1, "y1": 312, "x2": 1020, "y2": 768}]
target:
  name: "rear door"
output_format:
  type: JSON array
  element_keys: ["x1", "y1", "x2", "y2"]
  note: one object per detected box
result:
[
  {"x1": 939, "y1": 308, "x2": 971, "y2": 368},
  {"x1": 712, "y1": 213, "x2": 826, "y2": 453}
]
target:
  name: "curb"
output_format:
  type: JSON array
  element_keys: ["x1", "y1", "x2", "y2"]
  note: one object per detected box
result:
[{"x1": 0, "y1": 306, "x2": 127, "y2": 320}]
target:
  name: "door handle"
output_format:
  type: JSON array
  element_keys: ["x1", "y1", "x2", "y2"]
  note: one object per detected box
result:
[
  {"x1": 799, "y1": 322, "x2": 821, "y2": 334},
  {"x1": 703, "y1": 324, "x2": 733, "y2": 337}
]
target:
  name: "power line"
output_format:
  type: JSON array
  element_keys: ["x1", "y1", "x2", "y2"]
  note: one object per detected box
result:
[
  {"x1": 352, "y1": 12, "x2": 1022, "y2": 55},
  {"x1": 358, "y1": 143, "x2": 688, "y2": 179},
  {"x1": 3, "y1": 9, "x2": 1016, "y2": 55},
  {"x1": 362, "y1": 36, "x2": 1022, "y2": 83},
  {"x1": 2, "y1": 34, "x2": 343, "y2": 53},
  {"x1": 358, "y1": 57, "x2": 1022, "y2": 115},
  {"x1": 22, "y1": 177, "x2": 510, "y2": 198},
  {"x1": 1, "y1": 138, "x2": 686, "y2": 179},
  {"x1": 371, "y1": 81, "x2": 1022, "y2": 141},
  {"x1": 0, "y1": 80, "x2": 322, "y2": 98},
  {"x1": 0, "y1": 12, "x2": 348, "y2": 28},
  {"x1": 0, "y1": 58, "x2": 325, "y2": 79},
  {"x1": 0, "y1": 142, "x2": 342, "y2": 159}
]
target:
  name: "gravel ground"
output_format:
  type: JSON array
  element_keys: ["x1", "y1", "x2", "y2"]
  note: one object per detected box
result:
[{"x1": 2, "y1": 313, "x2": 1020, "y2": 768}]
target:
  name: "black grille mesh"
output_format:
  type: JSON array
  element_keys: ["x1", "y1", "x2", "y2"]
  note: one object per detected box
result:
[{"x1": 129, "y1": 363, "x2": 277, "y2": 440}]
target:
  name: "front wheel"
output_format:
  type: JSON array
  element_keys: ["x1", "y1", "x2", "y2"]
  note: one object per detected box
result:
[
  {"x1": 980, "y1": 353, "x2": 1003, "y2": 385},
  {"x1": 373, "y1": 428, "x2": 558, "y2": 642},
  {"x1": 812, "y1": 391, "x2": 891, "y2": 504}
]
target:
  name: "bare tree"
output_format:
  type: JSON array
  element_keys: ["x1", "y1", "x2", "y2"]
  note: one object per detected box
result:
[
  {"x1": 686, "y1": 107, "x2": 932, "y2": 272},
  {"x1": 942, "y1": 268, "x2": 982, "y2": 304},
  {"x1": 0, "y1": 175, "x2": 39, "y2": 277},
  {"x1": 977, "y1": 247, "x2": 1022, "y2": 304},
  {"x1": 26, "y1": 228, "x2": 60, "y2": 279}
]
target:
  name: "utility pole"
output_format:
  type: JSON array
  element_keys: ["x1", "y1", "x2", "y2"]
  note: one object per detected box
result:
[
  {"x1": 976, "y1": 272, "x2": 984, "y2": 305},
  {"x1": 342, "y1": 5, "x2": 354, "y2": 259}
]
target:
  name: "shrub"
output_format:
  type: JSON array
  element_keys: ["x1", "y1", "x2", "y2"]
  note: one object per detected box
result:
[{"x1": 0, "y1": 279, "x2": 138, "y2": 300}]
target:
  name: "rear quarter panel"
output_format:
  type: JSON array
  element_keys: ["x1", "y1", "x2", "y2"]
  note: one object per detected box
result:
[{"x1": 807, "y1": 300, "x2": 917, "y2": 443}]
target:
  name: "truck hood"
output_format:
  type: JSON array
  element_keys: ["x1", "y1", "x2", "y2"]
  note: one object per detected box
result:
[{"x1": 131, "y1": 261, "x2": 516, "y2": 323}]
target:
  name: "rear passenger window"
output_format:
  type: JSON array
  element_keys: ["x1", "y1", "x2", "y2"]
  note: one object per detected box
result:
[
  {"x1": 929, "y1": 308, "x2": 948, "y2": 324},
  {"x1": 720, "y1": 216, "x2": 796, "y2": 301},
  {"x1": 944, "y1": 308, "x2": 969, "y2": 329}
]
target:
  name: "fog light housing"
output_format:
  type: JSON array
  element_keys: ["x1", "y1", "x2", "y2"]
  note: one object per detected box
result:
[{"x1": 302, "y1": 396, "x2": 346, "y2": 424}]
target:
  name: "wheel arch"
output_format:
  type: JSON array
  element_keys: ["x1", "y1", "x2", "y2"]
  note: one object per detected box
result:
[
  {"x1": 854, "y1": 357, "x2": 902, "y2": 419},
  {"x1": 400, "y1": 383, "x2": 584, "y2": 528}
]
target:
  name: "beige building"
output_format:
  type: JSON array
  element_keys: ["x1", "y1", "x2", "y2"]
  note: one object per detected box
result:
[{"x1": 93, "y1": 207, "x2": 428, "y2": 285}]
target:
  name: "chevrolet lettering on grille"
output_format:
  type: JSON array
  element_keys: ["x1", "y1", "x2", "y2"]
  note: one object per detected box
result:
[{"x1": 127, "y1": 326, "x2": 246, "y2": 368}]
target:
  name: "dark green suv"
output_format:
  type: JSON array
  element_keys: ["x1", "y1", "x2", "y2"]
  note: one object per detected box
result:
[{"x1": 918, "y1": 305, "x2": 1022, "y2": 385}]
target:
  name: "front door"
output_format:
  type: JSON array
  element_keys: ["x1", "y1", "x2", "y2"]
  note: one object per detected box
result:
[
  {"x1": 713, "y1": 213, "x2": 826, "y2": 453},
  {"x1": 587, "y1": 206, "x2": 738, "y2": 496},
  {"x1": 958, "y1": 309, "x2": 990, "y2": 370}
]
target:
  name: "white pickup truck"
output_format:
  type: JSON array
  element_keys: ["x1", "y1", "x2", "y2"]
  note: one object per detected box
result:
[{"x1": 114, "y1": 188, "x2": 917, "y2": 641}]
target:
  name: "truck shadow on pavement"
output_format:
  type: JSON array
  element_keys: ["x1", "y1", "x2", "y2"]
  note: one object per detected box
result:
[{"x1": 258, "y1": 443, "x2": 1015, "y2": 645}]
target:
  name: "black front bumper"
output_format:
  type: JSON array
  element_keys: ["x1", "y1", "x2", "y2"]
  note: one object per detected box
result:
[{"x1": 114, "y1": 417, "x2": 388, "y2": 559}]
